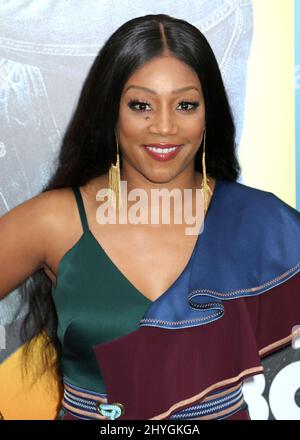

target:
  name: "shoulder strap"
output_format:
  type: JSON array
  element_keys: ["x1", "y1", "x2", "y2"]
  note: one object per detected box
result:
[{"x1": 72, "y1": 186, "x2": 90, "y2": 233}]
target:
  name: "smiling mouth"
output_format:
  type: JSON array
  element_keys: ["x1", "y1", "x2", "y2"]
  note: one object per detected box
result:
[{"x1": 142, "y1": 144, "x2": 183, "y2": 161}]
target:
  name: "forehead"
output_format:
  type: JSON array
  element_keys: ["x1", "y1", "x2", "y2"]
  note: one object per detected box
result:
[{"x1": 122, "y1": 56, "x2": 202, "y2": 95}]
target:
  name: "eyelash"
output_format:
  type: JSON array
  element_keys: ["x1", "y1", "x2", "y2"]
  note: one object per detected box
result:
[{"x1": 127, "y1": 99, "x2": 200, "y2": 113}]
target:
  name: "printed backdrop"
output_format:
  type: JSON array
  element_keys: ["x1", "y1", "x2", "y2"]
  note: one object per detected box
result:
[{"x1": 0, "y1": 0, "x2": 299, "y2": 420}]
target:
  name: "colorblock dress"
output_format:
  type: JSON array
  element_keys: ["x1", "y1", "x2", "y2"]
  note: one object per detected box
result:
[{"x1": 53, "y1": 179, "x2": 300, "y2": 420}]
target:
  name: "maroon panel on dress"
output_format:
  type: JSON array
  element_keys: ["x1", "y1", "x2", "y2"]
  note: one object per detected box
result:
[{"x1": 92, "y1": 272, "x2": 300, "y2": 420}]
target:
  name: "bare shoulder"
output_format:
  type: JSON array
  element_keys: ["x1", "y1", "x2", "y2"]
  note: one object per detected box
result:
[
  {"x1": 0, "y1": 186, "x2": 74, "y2": 237},
  {"x1": 0, "y1": 176, "x2": 111, "y2": 299},
  {"x1": 0, "y1": 186, "x2": 79, "y2": 299},
  {"x1": 35, "y1": 187, "x2": 78, "y2": 229}
]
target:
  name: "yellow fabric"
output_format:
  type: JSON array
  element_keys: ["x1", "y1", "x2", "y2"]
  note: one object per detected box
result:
[{"x1": 0, "y1": 333, "x2": 63, "y2": 420}]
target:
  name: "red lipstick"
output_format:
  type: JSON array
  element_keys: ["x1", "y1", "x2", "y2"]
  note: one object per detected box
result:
[{"x1": 143, "y1": 143, "x2": 183, "y2": 161}]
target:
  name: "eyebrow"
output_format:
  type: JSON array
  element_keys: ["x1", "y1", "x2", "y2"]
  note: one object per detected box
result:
[{"x1": 124, "y1": 85, "x2": 200, "y2": 95}]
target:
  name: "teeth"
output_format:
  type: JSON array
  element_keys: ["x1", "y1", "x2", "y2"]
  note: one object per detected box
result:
[{"x1": 146, "y1": 146, "x2": 178, "y2": 153}]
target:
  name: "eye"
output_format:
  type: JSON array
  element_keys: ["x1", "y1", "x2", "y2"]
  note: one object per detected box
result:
[
  {"x1": 178, "y1": 101, "x2": 200, "y2": 112},
  {"x1": 127, "y1": 99, "x2": 200, "y2": 113},
  {"x1": 127, "y1": 100, "x2": 151, "y2": 112}
]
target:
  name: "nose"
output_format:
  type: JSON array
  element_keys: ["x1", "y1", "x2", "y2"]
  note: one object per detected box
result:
[{"x1": 148, "y1": 103, "x2": 178, "y2": 136}]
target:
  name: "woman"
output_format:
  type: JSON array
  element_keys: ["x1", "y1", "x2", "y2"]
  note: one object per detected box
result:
[{"x1": 1, "y1": 14, "x2": 300, "y2": 421}]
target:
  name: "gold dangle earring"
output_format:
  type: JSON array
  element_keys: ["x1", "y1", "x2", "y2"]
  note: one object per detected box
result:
[
  {"x1": 108, "y1": 131, "x2": 123, "y2": 211},
  {"x1": 200, "y1": 128, "x2": 213, "y2": 215}
]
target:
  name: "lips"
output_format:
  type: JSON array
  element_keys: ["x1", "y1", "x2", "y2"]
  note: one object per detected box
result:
[
  {"x1": 145, "y1": 144, "x2": 182, "y2": 148},
  {"x1": 142, "y1": 144, "x2": 183, "y2": 162}
]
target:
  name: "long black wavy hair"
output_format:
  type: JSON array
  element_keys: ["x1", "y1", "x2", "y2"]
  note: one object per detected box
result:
[{"x1": 18, "y1": 13, "x2": 241, "y2": 392}]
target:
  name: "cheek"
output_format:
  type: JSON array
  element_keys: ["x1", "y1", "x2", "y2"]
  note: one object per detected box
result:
[
  {"x1": 118, "y1": 111, "x2": 148, "y2": 140},
  {"x1": 181, "y1": 116, "x2": 205, "y2": 139}
]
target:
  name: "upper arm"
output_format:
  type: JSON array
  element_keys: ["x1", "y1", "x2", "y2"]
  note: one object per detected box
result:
[{"x1": 0, "y1": 191, "x2": 57, "y2": 300}]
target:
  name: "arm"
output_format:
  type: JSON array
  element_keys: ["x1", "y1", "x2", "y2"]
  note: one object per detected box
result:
[{"x1": 0, "y1": 191, "x2": 54, "y2": 300}]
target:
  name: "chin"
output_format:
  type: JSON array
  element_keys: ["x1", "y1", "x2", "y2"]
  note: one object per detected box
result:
[{"x1": 142, "y1": 170, "x2": 178, "y2": 185}]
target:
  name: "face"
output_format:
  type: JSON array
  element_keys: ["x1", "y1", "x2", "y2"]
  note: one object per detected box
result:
[{"x1": 116, "y1": 55, "x2": 206, "y2": 184}]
